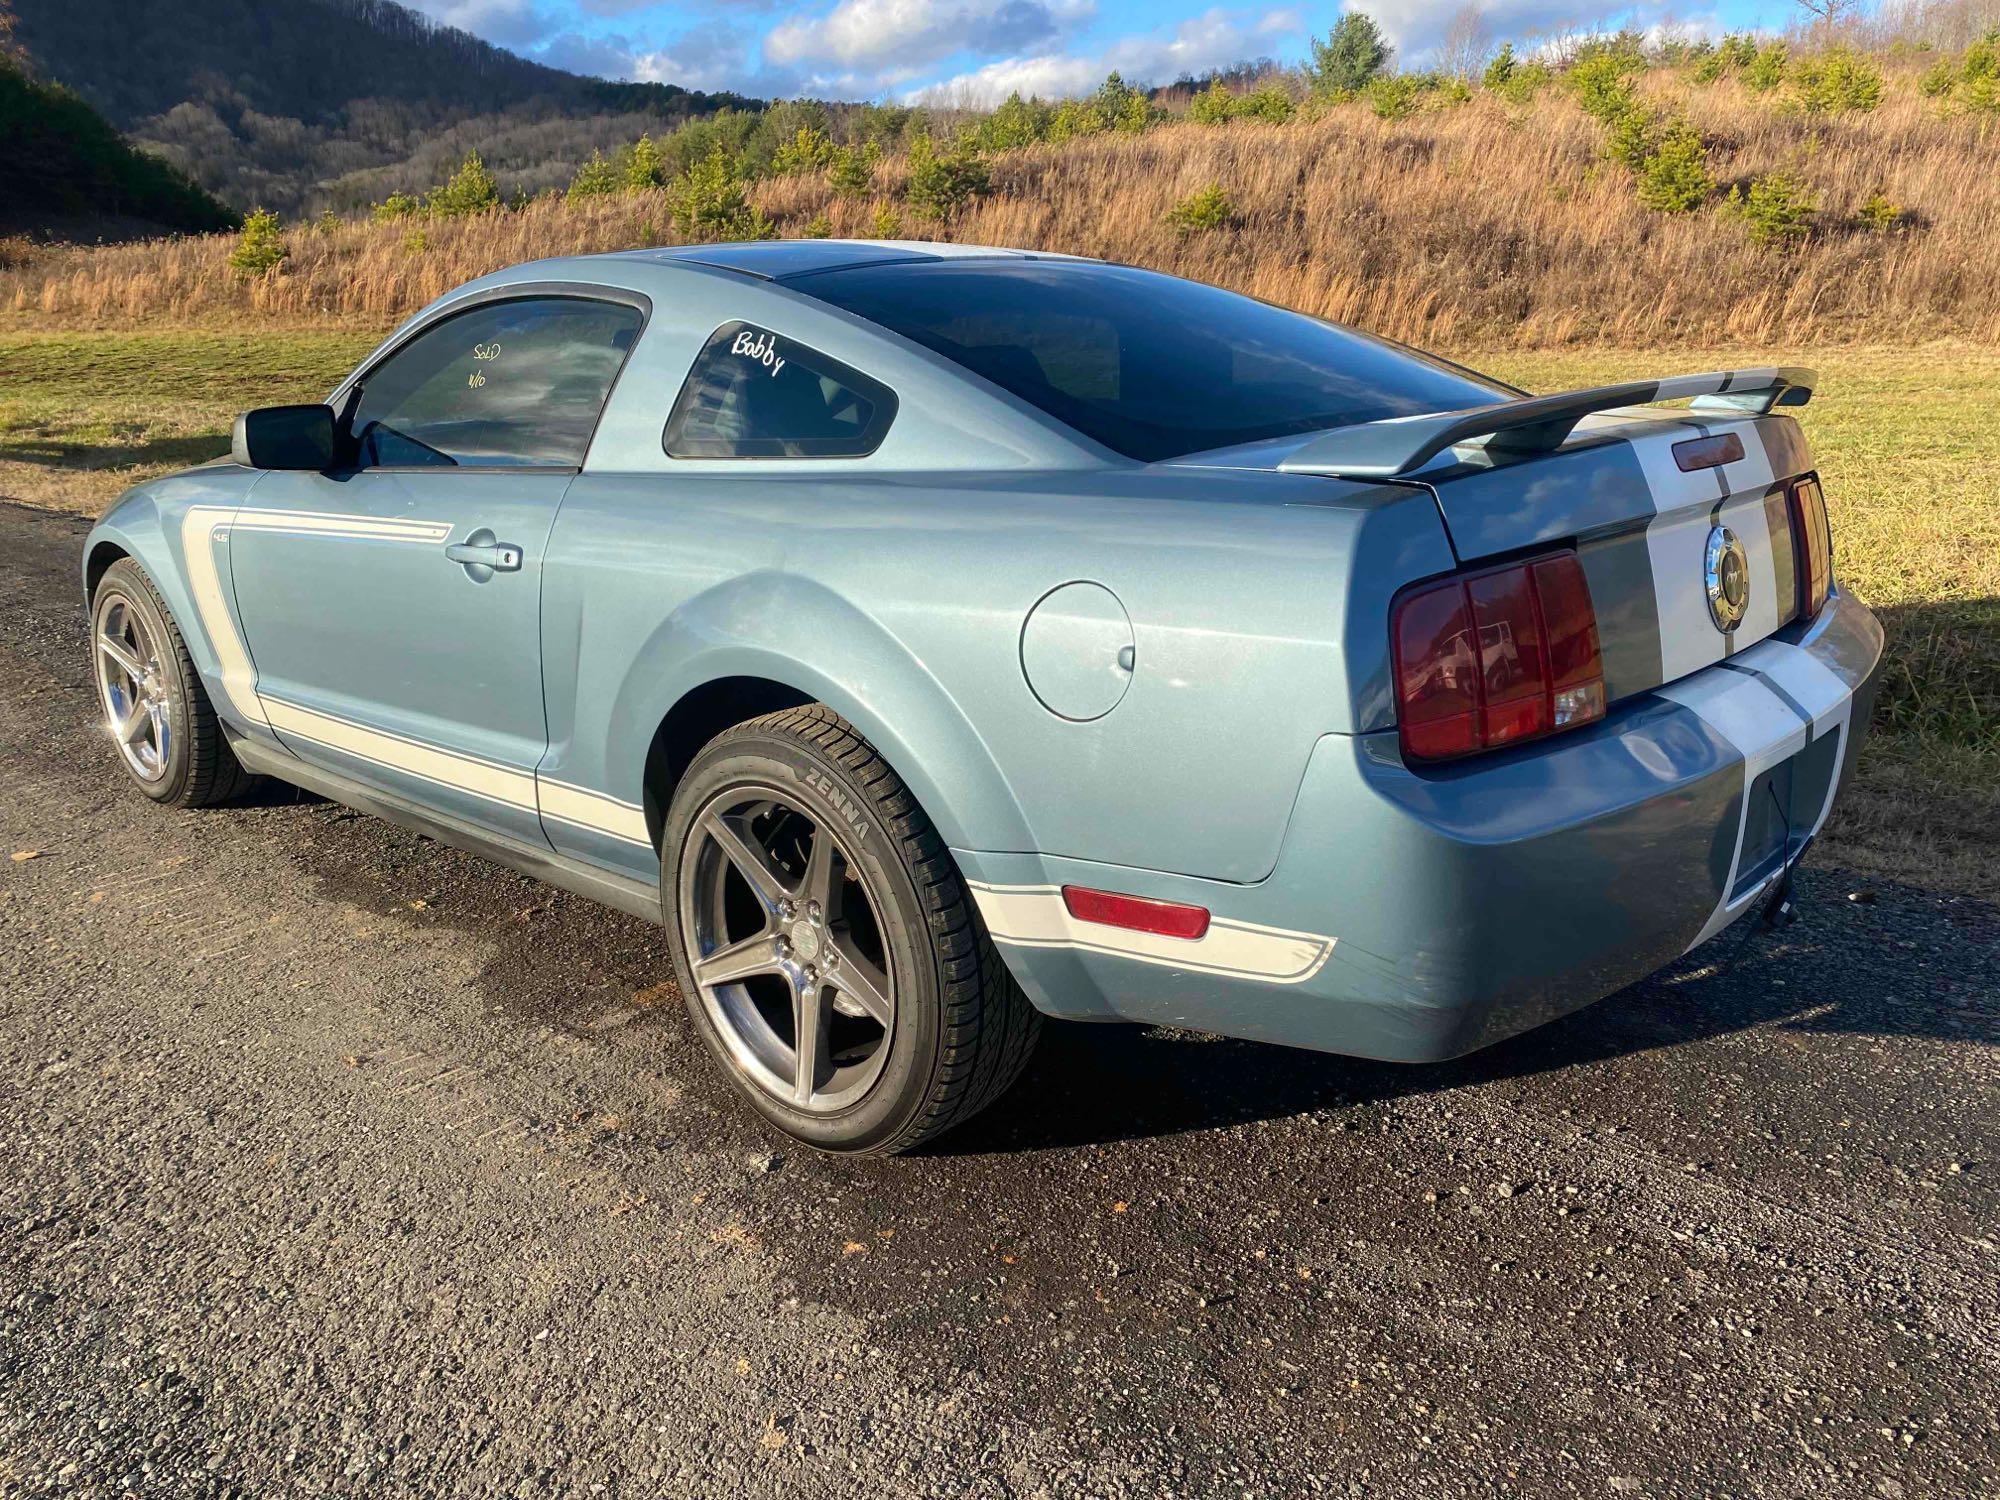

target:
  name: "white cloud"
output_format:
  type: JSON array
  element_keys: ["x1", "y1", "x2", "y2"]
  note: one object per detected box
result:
[
  {"x1": 404, "y1": 0, "x2": 552, "y2": 49},
  {"x1": 910, "y1": 6, "x2": 1303, "y2": 104},
  {"x1": 767, "y1": 0, "x2": 1093, "y2": 74}
]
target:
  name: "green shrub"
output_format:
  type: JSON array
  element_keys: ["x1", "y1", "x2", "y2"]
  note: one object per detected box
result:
[
  {"x1": 770, "y1": 125, "x2": 837, "y2": 175},
  {"x1": 1966, "y1": 29, "x2": 1999, "y2": 83},
  {"x1": 802, "y1": 213, "x2": 833, "y2": 238},
  {"x1": 428, "y1": 151, "x2": 499, "y2": 218},
  {"x1": 566, "y1": 150, "x2": 621, "y2": 202},
  {"x1": 1725, "y1": 170, "x2": 1818, "y2": 246},
  {"x1": 371, "y1": 192, "x2": 421, "y2": 221},
  {"x1": 1482, "y1": 43, "x2": 1517, "y2": 90},
  {"x1": 316, "y1": 210, "x2": 340, "y2": 234},
  {"x1": 1857, "y1": 192, "x2": 1903, "y2": 232},
  {"x1": 1165, "y1": 181, "x2": 1235, "y2": 233},
  {"x1": 1566, "y1": 50, "x2": 1642, "y2": 123},
  {"x1": 1494, "y1": 59, "x2": 1552, "y2": 105},
  {"x1": 1604, "y1": 108, "x2": 1656, "y2": 169},
  {"x1": 1788, "y1": 50, "x2": 1884, "y2": 116},
  {"x1": 1111, "y1": 91, "x2": 1154, "y2": 133},
  {"x1": 979, "y1": 91, "x2": 1048, "y2": 149},
  {"x1": 828, "y1": 142, "x2": 878, "y2": 197},
  {"x1": 1189, "y1": 81, "x2": 1236, "y2": 125},
  {"x1": 403, "y1": 228, "x2": 427, "y2": 253},
  {"x1": 1307, "y1": 14, "x2": 1392, "y2": 98},
  {"x1": 1635, "y1": 120, "x2": 1713, "y2": 212},
  {"x1": 1925, "y1": 29, "x2": 2000, "y2": 112},
  {"x1": 1365, "y1": 74, "x2": 1424, "y2": 120},
  {"x1": 1093, "y1": 72, "x2": 1144, "y2": 121},
  {"x1": 1434, "y1": 77, "x2": 1473, "y2": 107},
  {"x1": 624, "y1": 134, "x2": 668, "y2": 190},
  {"x1": 1745, "y1": 43, "x2": 1789, "y2": 92},
  {"x1": 1236, "y1": 84, "x2": 1295, "y2": 122},
  {"x1": 1047, "y1": 98, "x2": 1108, "y2": 141},
  {"x1": 227, "y1": 209, "x2": 287, "y2": 277},
  {"x1": 905, "y1": 134, "x2": 990, "y2": 219},
  {"x1": 668, "y1": 147, "x2": 774, "y2": 241},
  {"x1": 869, "y1": 204, "x2": 903, "y2": 238}
]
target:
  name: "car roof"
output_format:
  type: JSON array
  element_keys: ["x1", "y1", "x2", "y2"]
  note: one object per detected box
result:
[{"x1": 605, "y1": 238, "x2": 1091, "y2": 282}]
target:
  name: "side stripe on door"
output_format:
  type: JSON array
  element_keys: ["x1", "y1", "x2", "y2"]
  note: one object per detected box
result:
[{"x1": 180, "y1": 504, "x2": 651, "y2": 850}]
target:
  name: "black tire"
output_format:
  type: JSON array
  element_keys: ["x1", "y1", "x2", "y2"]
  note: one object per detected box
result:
[
  {"x1": 662, "y1": 704, "x2": 1041, "y2": 1155},
  {"x1": 89, "y1": 556, "x2": 256, "y2": 808}
]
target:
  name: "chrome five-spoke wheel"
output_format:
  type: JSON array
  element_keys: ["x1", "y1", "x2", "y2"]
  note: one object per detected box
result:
[
  {"x1": 680, "y1": 786, "x2": 896, "y2": 1113},
  {"x1": 94, "y1": 592, "x2": 172, "y2": 783}
]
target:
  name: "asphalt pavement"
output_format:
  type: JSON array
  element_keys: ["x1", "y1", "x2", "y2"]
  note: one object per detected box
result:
[{"x1": 1, "y1": 499, "x2": 1995, "y2": 1498}]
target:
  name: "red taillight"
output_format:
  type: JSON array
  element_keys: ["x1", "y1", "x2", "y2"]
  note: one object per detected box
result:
[
  {"x1": 1788, "y1": 474, "x2": 1832, "y2": 622},
  {"x1": 1061, "y1": 885, "x2": 1211, "y2": 941},
  {"x1": 1391, "y1": 550, "x2": 1605, "y2": 763}
]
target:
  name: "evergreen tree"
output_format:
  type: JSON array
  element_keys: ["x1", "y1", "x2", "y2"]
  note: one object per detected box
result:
[{"x1": 1308, "y1": 14, "x2": 1392, "y2": 97}]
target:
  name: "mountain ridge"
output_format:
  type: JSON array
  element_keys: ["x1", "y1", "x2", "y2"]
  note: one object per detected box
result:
[{"x1": 8, "y1": 0, "x2": 755, "y2": 215}]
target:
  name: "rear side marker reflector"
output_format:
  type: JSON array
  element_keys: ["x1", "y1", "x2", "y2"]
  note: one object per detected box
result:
[
  {"x1": 1391, "y1": 549, "x2": 1607, "y2": 762},
  {"x1": 1061, "y1": 885, "x2": 1212, "y2": 941},
  {"x1": 1672, "y1": 432, "x2": 1745, "y2": 472}
]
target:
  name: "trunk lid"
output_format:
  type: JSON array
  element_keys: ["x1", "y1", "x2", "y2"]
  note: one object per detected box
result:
[
  {"x1": 1409, "y1": 408, "x2": 1814, "y2": 703},
  {"x1": 1171, "y1": 376, "x2": 1818, "y2": 706}
]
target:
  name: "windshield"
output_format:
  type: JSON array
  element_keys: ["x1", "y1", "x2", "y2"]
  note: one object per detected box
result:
[{"x1": 787, "y1": 259, "x2": 1509, "y2": 462}]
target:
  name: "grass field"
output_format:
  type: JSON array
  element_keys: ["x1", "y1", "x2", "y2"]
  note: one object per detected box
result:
[{"x1": 1, "y1": 329, "x2": 1993, "y2": 894}]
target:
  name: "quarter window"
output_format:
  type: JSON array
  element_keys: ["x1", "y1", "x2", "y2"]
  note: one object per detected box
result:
[
  {"x1": 664, "y1": 322, "x2": 896, "y2": 459},
  {"x1": 351, "y1": 296, "x2": 642, "y2": 469}
]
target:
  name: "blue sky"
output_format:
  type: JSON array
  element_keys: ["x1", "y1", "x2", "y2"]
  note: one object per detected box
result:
[{"x1": 407, "y1": 0, "x2": 1795, "y2": 104}]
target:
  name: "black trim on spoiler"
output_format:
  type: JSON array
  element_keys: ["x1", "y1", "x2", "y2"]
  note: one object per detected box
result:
[{"x1": 1278, "y1": 367, "x2": 1816, "y2": 479}]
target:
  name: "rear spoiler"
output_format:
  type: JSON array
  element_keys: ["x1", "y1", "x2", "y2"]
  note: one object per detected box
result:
[{"x1": 1278, "y1": 367, "x2": 1816, "y2": 479}]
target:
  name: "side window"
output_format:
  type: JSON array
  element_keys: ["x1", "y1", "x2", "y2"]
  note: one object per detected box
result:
[
  {"x1": 664, "y1": 322, "x2": 897, "y2": 459},
  {"x1": 351, "y1": 296, "x2": 642, "y2": 469}
]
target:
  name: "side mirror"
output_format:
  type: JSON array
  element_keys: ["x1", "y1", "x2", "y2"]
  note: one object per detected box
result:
[{"x1": 231, "y1": 404, "x2": 336, "y2": 471}]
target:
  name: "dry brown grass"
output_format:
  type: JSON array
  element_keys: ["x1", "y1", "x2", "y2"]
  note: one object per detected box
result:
[{"x1": 5, "y1": 79, "x2": 1997, "y2": 345}]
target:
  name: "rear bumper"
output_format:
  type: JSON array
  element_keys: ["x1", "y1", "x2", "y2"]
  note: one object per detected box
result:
[{"x1": 962, "y1": 584, "x2": 1883, "y2": 1062}]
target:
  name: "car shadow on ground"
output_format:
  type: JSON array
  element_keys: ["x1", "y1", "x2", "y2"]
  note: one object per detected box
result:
[
  {"x1": 925, "y1": 868, "x2": 1999, "y2": 1156},
  {"x1": 2, "y1": 433, "x2": 227, "y2": 477}
]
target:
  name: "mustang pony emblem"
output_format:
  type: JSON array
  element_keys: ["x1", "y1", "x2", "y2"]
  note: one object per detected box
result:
[{"x1": 1704, "y1": 524, "x2": 1750, "y2": 633}]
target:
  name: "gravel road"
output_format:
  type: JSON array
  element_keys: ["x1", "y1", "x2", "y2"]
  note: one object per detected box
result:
[{"x1": 1, "y1": 499, "x2": 1995, "y2": 1498}]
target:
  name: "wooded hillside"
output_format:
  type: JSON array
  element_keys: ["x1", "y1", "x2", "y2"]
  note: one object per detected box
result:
[{"x1": 6, "y1": 0, "x2": 753, "y2": 214}]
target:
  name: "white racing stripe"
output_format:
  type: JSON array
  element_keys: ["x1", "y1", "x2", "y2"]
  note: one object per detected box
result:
[
  {"x1": 966, "y1": 882, "x2": 1336, "y2": 983},
  {"x1": 259, "y1": 695, "x2": 540, "y2": 810},
  {"x1": 178, "y1": 503, "x2": 652, "y2": 851},
  {"x1": 1611, "y1": 419, "x2": 1789, "y2": 682},
  {"x1": 1659, "y1": 633, "x2": 1856, "y2": 951},
  {"x1": 180, "y1": 506, "x2": 266, "y2": 724},
  {"x1": 540, "y1": 779, "x2": 651, "y2": 846}
]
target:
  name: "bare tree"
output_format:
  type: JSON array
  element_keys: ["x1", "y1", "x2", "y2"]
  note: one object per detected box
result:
[
  {"x1": 1436, "y1": 2, "x2": 1494, "y2": 79},
  {"x1": 1790, "y1": 0, "x2": 1863, "y2": 37},
  {"x1": 1440, "y1": 2, "x2": 1504, "y2": 78}
]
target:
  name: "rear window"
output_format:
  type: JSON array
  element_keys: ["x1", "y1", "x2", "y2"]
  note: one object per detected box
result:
[
  {"x1": 788, "y1": 260, "x2": 1508, "y2": 462},
  {"x1": 665, "y1": 322, "x2": 896, "y2": 459}
]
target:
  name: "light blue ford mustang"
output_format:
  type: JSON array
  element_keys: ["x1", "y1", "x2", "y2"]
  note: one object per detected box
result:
[{"x1": 83, "y1": 240, "x2": 1883, "y2": 1153}]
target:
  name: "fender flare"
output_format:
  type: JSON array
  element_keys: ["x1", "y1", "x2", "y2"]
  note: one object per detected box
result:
[{"x1": 590, "y1": 571, "x2": 1033, "y2": 854}]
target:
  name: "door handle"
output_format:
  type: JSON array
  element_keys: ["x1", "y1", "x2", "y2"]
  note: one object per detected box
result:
[{"x1": 444, "y1": 538, "x2": 522, "y2": 573}]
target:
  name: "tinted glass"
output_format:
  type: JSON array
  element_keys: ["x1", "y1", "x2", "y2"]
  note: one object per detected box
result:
[
  {"x1": 790, "y1": 261, "x2": 1508, "y2": 462},
  {"x1": 352, "y1": 297, "x2": 642, "y2": 468},
  {"x1": 665, "y1": 323, "x2": 897, "y2": 459}
]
